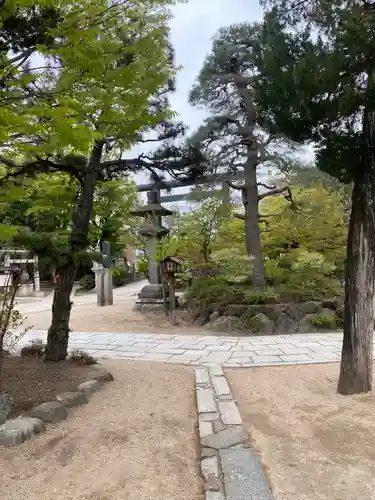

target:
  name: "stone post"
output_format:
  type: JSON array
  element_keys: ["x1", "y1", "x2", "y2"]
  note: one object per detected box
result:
[{"x1": 33, "y1": 255, "x2": 40, "y2": 293}]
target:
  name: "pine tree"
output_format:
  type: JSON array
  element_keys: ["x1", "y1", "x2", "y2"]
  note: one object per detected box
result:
[{"x1": 255, "y1": 0, "x2": 375, "y2": 393}]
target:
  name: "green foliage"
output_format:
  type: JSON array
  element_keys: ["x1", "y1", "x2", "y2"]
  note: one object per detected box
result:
[
  {"x1": 185, "y1": 276, "x2": 246, "y2": 306},
  {"x1": 78, "y1": 274, "x2": 95, "y2": 291},
  {"x1": 244, "y1": 288, "x2": 280, "y2": 305},
  {"x1": 112, "y1": 266, "x2": 131, "y2": 288},
  {"x1": 210, "y1": 247, "x2": 252, "y2": 283},
  {"x1": 311, "y1": 313, "x2": 336, "y2": 330}
]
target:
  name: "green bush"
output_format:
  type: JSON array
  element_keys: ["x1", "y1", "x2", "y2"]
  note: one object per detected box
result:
[
  {"x1": 185, "y1": 276, "x2": 245, "y2": 306},
  {"x1": 112, "y1": 266, "x2": 131, "y2": 287},
  {"x1": 78, "y1": 274, "x2": 95, "y2": 291},
  {"x1": 311, "y1": 313, "x2": 336, "y2": 330},
  {"x1": 244, "y1": 288, "x2": 280, "y2": 305}
]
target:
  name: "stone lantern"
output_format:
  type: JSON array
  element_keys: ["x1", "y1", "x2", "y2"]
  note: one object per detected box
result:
[{"x1": 130, "y1": 190, "x2": 173, "y2": 301}]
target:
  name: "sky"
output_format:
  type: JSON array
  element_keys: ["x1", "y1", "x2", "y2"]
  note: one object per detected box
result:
[{"x1": 132, "y1": 0, "x2": 264, "y2": 203}]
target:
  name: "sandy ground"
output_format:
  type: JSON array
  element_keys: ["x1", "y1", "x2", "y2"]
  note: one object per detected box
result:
[
  {"x1": 22, "y1": 302, "x2": 205, "y2": 334},
  {"x1": 0, "y1": 361, "x2": 203, "y2": 500},
  {"x1": 227, "y1": 363, "x2": 375, "y2": 500}
]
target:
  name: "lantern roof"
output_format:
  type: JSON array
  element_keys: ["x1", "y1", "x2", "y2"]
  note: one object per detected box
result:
[{"x1": 130, "y1": 203, "x2": 173, "y2": 217}]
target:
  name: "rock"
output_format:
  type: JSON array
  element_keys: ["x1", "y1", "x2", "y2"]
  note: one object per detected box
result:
[
  {"x1": 226, "y1": 305, "x2": 247, "y2": 317},
  {"x1": 301, "y1": 301, "x2": 321, "y2": 315},
  {"x1": 77, "y1": 379, "x2": 102, "y2": 397},
  {"x1": 322, "y1": 298, "x2": 341, "y2": 311},
  {"x1": 201, "y1": 427, "x2": 247, "y2": 450},
  {"x1": 56, "y1": 391, "x2": 88, "y2": 408},
  {"x1": 213, "y1": 420, "x2": 226, "y2": 433},
  {"x1": 251, "y1": 313, "x2": 274, "y2": 334},
  {"x1": 201, "y1": 456, "x2": 219, "y2": 481},
  {"x1": 321, "y1": 307, "x2": 336, "y2": 319},
  {"x1": 91, "y1": 371, "x2": 114, "y2": 382},
  {"x1": 0, "y1": 417, "x2": 45, "y2": 447},
  {"x1": 0, "y1": 393, "x2": 14, "y2": 425},
  {"x1": 298, "y1": 314, "x2": 319, "y2": 334},
  {"x1": 204, "y1": 476, "x2": 221, "y2": 492},
  {"x1": 202, "y1": 447, "x2": 217, "y2": 458},
  {"x1": 27, "y1": 401, "x2": 68, "y2": 423},
  {"x1": 205, "y1": 493, "x2": 225, "y2": 500},
  {"x1": 244, "y1": 304, "x2": 285, "y2": 321},
  {"x1": 209, "y1": 311, "x2": 220, "y2": 323},
  {"x1": 274, "y1": 313, "x2": 297, "y2": 334},
  {"x1": 285, "y1": 303, "x2": 304, "y2": 321},
  {"x1": 207, "y1": 316, "x2": 232, "y2": 333}
]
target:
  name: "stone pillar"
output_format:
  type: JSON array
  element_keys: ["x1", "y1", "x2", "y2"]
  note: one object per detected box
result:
[
  {"x1": 92, "y1": 262, "x2": 113, "y2": 307},
  {"x1": 147, "y1": 234, "x2": 159, "y2": 285},
  {"x1": 33, "y1": 255, "x2": 40, "y2": 293}
]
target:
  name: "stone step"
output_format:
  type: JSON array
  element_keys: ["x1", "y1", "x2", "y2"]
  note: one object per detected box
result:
[{"x1": 220, "y1": 448, "x2": 274, "y2": 500}]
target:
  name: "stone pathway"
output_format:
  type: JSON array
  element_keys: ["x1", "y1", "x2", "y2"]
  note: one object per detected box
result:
[
  {"x1": 17, "y1": 330, "x2": 350, "y2": 367},
  {"x1": 196, "y1": 365, "x2": 273, "y2": 499}
]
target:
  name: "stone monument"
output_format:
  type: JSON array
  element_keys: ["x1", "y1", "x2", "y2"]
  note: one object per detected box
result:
[{"x1": 130, "y1": 190, "x2": 172, "y2": 306}]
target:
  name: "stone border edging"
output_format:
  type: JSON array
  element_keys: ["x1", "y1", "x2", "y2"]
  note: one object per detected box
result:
[
  {"x1": 0, "y1": 370, "x2": 113, "y2": 447},
  {"x1": 195, "y1": 365, "x2": 274, "y2": 500}
]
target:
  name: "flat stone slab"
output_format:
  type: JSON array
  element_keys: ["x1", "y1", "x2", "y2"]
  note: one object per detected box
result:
[
  {"x1": 0, "y1": 417, "x2": 45, "y2": 447},
  {"x1": 56, "y1": 391, "x2": 88, "y2": 408},
  {"x1": 77, "y1": 379, "x2": 102, "y2": 397},
  {"x1": 212, "y1": 376, "x2": 230, "y2": 396},
  {"x1": 218, "y1": 401, "x2": 242, "y2": 425},
  {"x1": 197, "y1": 388, "x2": 217, "y2": 414},
  {"x1": 205, "y1": 492, "x2": 225, "y2": 500},
  {"x1": 196, "y1": 368, "x2": 210, "y2": 385},
  {"x1": 28, "y1": 401, "x2": 68, "y2": 423},
  {"x1": 199, "y1": 420, "x2": 213, "y2": 439},
  {"x1": 201, "y1": 427, "x2": 247, "y2": 450},
  {"x1": 220, "y1": 448, "x2": 274, "y2": 500},
  {"x1": 201, "y1": 456, "x2": 219, "y2": 481}
]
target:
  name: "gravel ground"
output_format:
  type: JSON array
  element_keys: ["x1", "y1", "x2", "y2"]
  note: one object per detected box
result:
[
  {"x1": 1, "y1": 356, "x2": 110, "y2": 416},
  {"x1": 0, "y1": 361, "x2": 203, "y2": 500},
  {"x1": 22, "y1": 302, "x2": 206, "y2": 334},
  {"x1": 227, "y1": 363, "x2": 375, "y2": 500}
]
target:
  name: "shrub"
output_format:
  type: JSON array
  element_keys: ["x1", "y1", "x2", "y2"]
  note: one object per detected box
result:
[
  {"x1": 244, "y1": 288, "x2": 280, "y2": 305},
  {"x1": 311, "y1": 313, "x2": 336, "y2": 330},
  {"x1": 185, "y1": 276, "x2": 245, "y2": 306},
  {"x1": 69, "y1": 349, "x2": 97, "y2": 365},
  {"x1": 78, "y1": 274, "x2": 95, "y2": 291},
  {"x1": 112, "y1": 266, "x2": 131, "y2": 287},
  {"x1": 210, "y1": 248, "x2": 252, "y2": 282},
  {"x1": 20, "y1": 339, "x2": 45, "y2": 358}
]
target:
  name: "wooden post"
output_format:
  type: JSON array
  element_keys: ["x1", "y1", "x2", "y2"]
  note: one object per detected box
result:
[{"x1": 169, "y1": 275, "x2": 176, "y2": 325}]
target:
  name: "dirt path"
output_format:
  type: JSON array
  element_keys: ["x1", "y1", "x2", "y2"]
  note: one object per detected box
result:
[
  {"x1": 0, "y1": 361, "x2": 203, "y2": 500},
  {"x1": 22, "y1": 301, "x2": 205, "y2": 335},
  {"x1": 227, "y1": 363, "x2": 375, "y2": 500}
]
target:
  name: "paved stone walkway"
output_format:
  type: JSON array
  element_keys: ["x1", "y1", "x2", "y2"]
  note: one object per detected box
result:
[{"x1": 18, "y1": 330, "x2": 350, "y2": 367}]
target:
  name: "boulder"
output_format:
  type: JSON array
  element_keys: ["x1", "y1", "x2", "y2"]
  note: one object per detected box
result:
[
  {"x1": 285, "y1": 303, "x2": 304, "y2": 321},
  {"x1": 244, "y1": 304, "x2": 285, "y2": 321},
  {"x1": 0, "y1": 393, "x2": 14, "y2": 425},
  {"x1": 322, "y1": 299, "x2": 341, "y2": 311},
  {"x1": 0, "y1": 417, "x2": 44, "y2": 447},
  {"x1": 301, "y1": 301, "x2": 321, "y2": 315},
  {"x1": 27, "y1": 401, "x2": 68, "y2": 423},
  {"x1": 207, "y1": 316, "x2": 235, "y2": 333},
  {"x1": 209, "y1": 311, "x2": 220, "y2": 323},
  {"x1": 56, "y1": 391, "x2": 88, "y2": 408},
  {"x1": 226, "y1": 305, "x2": 247, "y2": 317},
  {"x1": 77, "y1": 379, "x2": 102, "y2": 397},
  {"x1": 251, "y1": 313, "x2": 274, "y2": 334},
  {"x1": 274, "y1": 313, "x2": 297, "y2": 334},
  {"x1": 298, "y1": 314, "x2": 319, "y2": 334}
]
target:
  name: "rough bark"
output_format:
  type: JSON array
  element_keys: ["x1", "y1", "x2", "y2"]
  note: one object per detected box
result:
[
  {"x1": 235, "y1": 76, "x2": 266, "y2": 289},
  {"x1": 44, "y1": 141, "x2": 104, "y2": 361},
  {"x1": 338, "y1": 107, "x2": 375, "y2": 394}
]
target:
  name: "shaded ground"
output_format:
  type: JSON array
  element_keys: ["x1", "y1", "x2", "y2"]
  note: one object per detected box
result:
[
  {"x1": 1, "y1": 356, "x2": 109, "y2": 416},
  {"x1": 227, "y1": 363, "x2": 375, "y2": 500},
  {"x1": 22, "y1": 301, "x2": 206, "y2": 334},
  {"x1": 0, "y1": 361, "x2": 202, "y2": 500}
]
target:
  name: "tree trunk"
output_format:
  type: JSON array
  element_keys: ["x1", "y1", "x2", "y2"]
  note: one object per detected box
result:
[
  {"x1": 243, "y1": 172, "x2": 266, "y2": 289},
  {"x1": 44, "y1": 141, "x2": 104, "y2": 361},
  {"x1": 234, "y1": 75, "x2": 266, "y2": 289},
  {"x1": 338, "y1": 106, "x2": 375, "y2": 394}
]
